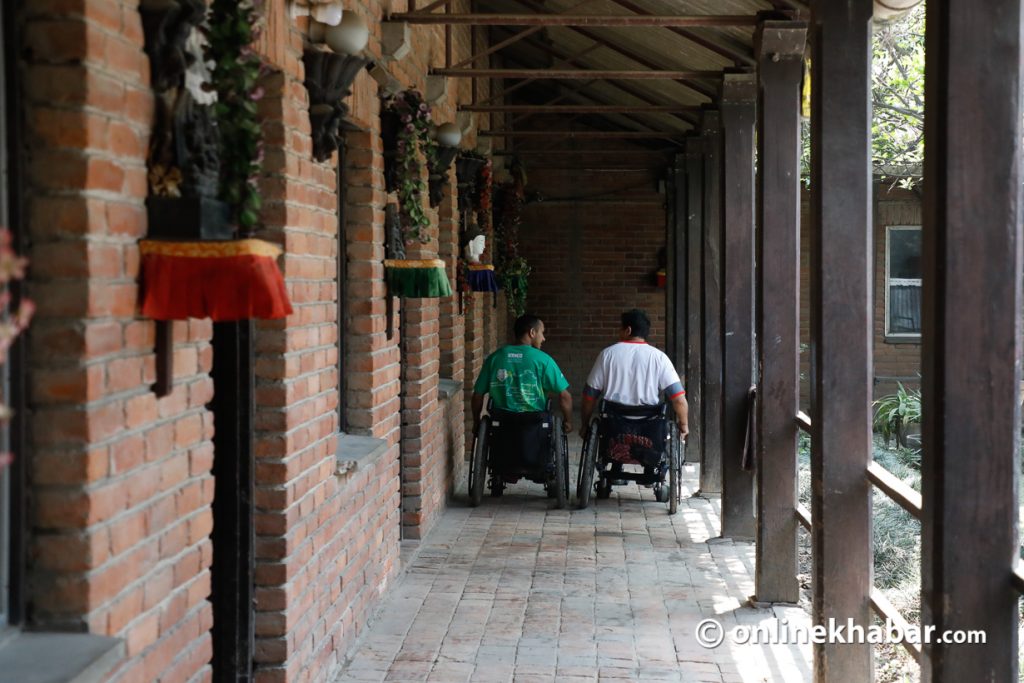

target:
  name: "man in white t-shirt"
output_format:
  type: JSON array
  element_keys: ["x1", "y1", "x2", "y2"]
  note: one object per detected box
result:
[{"x1": 580, "y1": 309, "x2": 689, "y2": 440}]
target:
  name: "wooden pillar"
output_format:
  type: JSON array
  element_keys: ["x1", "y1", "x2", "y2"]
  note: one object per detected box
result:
[
  {"x1": 920, "y1": 1, "x2": 1023, "y2": 680},
  {"x1": 666, "y1": 163, "x2": 677, "y2": 364},
  {"x1": 671, "y1": 156, "x2": 687, "y2": 375},
  {"x1": 719, "y1": 74, "x2": 757, "y2": 539},
  {"x1": 684, "y1": 137, "x2": 704, "y2": 464},
  {"x1": 699, "y1": 109, "x2": 723, "y2": 495},
  {"x1": 753, "y1": 20, "x2": 806, "y2": 605},
  {"x1": 808, "y1": 2, "x2": 873, "y2": 679}
]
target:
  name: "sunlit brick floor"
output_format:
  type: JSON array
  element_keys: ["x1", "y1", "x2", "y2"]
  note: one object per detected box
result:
[{"x1": 335, "y1": 439, "x2": 813, "y2": 682}]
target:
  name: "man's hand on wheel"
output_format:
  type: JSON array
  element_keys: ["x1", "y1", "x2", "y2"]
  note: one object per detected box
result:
[
  {"x1": 677, "y1": 421, "x2": 689, "y2": 440},
  {"x1": 562, "y1": 420, "x2": 573, "y2": 435}
]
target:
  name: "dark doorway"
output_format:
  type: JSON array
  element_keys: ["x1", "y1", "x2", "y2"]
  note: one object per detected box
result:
[
  {"x1": 337, "y1": 141, "x2": 348, "y2": 433},
  {"x1": 209, "y1": 321, "x2": 255, "y2": 682},
  {"x1": 1, "y1": 0, "x2": 27, "y2": 629}
]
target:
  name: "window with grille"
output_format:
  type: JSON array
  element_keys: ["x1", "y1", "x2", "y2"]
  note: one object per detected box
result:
[{"x1": 885, "y1": 225, "x2": 922, "y2": 338}]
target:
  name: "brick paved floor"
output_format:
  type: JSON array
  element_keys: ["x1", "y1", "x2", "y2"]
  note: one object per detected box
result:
[{"x1": 335, "y1": 440, "x2": 813, "y2": 682}]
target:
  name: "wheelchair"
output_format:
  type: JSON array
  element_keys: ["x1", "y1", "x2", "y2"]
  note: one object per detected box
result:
[
  {"x1": 468, "y1": 398, "x2": 571, "y2": 509},
  {"x1": 576, "y1": 399, "x2": 683, "y2": 514}
]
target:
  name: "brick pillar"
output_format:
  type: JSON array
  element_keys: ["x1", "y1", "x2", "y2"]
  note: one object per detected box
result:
[
  {"x1": 250, "y1": 44, "x2": 399, "y2": 683},
  {"x1": 22, "y1": 2, "x2": 215, "y2": 681},
  {"x1": 438, "y1": 184, "x2": 466, "y2": 497},
  {"x1": 463, "y1": 294, "x2": 486, "y2": 454}
]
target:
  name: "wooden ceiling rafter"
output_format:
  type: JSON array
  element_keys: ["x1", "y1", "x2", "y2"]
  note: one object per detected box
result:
[
  {"x1": 432, "y1": 67, "x2": 721, "y2": 79},
  {"x1": 504, "y1": 0, "x2": 721, "y2": 100},
  {"x1": 605, "y1": 0, "x2": 756, "y2": 66},
  {"x1": 461, "y1": 104, "x2": 701, "y2": 113},
  {"x1": 497, "y1": 27, "x2": 702, "y2": 127},
  {"x1": 388, "y1": 12, "x2": 760, "y2": 27},
  {"x1": 498, "y1": 53, "x2": 691, "y2": 132}
]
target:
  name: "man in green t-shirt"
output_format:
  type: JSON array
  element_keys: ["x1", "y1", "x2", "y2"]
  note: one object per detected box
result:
[{"x1": 472, "y1": 314, "x2": 573, "y2": 435}]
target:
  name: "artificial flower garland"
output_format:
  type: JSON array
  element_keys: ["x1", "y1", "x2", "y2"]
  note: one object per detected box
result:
[
  {"x1": 383, "y1": 89, "x2": 438, "y2": 244},
  {"x1": 208, "y1": 0, "x2": 265, "y2": 233},
  {"x1": 494, "y1": 174, "x2": 530, "y2": 318}
]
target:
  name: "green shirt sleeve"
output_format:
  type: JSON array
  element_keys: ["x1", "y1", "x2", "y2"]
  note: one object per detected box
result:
[
  {"x1": 541, "y1": 354, "x2": 570, "y2": 394},
  {"x1": 473, "y1": 353, "x2": 492, "y2": 395}
]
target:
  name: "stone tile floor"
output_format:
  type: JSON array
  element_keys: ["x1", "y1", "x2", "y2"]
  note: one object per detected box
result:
[{"x1": 335, "y1": 442, "x2": 813, "y2": 683}]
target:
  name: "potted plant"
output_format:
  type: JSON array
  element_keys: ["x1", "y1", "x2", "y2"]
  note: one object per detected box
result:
[{"x1": 873, "y1": 382, "x2": 922, "y2": 448}]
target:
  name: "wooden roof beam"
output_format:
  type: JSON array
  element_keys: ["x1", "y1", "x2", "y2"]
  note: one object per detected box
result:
[
  {"x1": 605, "y1": 0, "x2": 756, "y2": 66},
  {"x1": 431, "y1": 68, "x2": 721, "y2": 79},
  {"x1": 388, "y1": 13, "x2": 760, "y2": 27},
  {"x1": 506, "y1": 0, "x2": 721, "y2": 100},
  {"x1": 460, "y1": 104, "x2": 701, "y2": 113}
]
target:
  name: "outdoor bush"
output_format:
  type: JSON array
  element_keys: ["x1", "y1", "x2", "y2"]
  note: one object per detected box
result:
[{"x1": 873, "y1": 383, "x2": 922, "y2": 447}]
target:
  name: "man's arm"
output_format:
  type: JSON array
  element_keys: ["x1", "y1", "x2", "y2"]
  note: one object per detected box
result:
[
  {"x1": 557, "y1": 389, "x2": 573, "y2": 434},
  {"x1": 580, "y1": 385, "x2": 602, "y2": 437},
  {"x1": 671, "y1": 394, "x2": 689, "y2": 439},
  {"x1": 472, "y1": 392, "x2": 485, "y2": 431}
]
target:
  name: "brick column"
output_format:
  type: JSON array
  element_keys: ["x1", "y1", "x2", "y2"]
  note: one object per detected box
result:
[{"x1": 22, "y1": 2, "x2": 214, "y2": 681}]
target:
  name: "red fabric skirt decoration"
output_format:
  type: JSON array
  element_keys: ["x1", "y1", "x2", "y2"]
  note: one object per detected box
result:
[{"x1": 140, "y1": 239, "x2": 293, "y2": 321}]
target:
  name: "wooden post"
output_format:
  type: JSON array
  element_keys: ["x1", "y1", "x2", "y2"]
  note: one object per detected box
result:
[
  {"x1": 684, "y1": 136, "x2": 704, "y2": 465},
  {"x1": 673, "y1": 155, "x2": 687, "y2": 376},
  {"x1": 808, "y1": 2, "x2": 873, "y2": 679},
  {"x1": 719, "y1": 73, "x2": 757, "y2": 539},
  {"x1": 666, "y1": 163, "x2": 677, "y2": 363},
  {"x1": 753, "y1": 20, "x2": 806, "y2": 605},
  {"x1": 920, "y1": 1, "x2": 1023, "y2": 680},
  {"x1": 699, "y1": 109, "x2": 723, "y2": 495}
]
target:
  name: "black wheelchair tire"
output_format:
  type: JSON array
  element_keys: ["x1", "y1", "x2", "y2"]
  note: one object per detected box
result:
[
  {"x1": 553, "y1": 418, "x2": 567, "y2": 509},
  {"x1": 669, "y1": 426, "x2": 681, "y2": 515},
  {"x1": 469, "y1": 418, "x2": 489, "y2": 507},
  {"x1": 562, "y1": 434, "x2": 571, "y2": 503},
  {"x1": 577, "y1": 421, "x2": 599, "y2": 509}
]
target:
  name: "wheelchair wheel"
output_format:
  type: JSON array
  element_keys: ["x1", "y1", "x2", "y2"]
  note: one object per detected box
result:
[
  {"x1": 562, "y1": 434, "x2": 571, "y2": 503},
  {"x1": 669, "y1": 425, "x2": 681, "y2": 515},
  {"x1": 552, "y1": 418, "x2": 567, "y2": 509},
  {"x1": 653, "y1": 483, "x2": 669, "y2": 503},
  {"x1": 577, "y1": 421, "x2": 599, "y2": 509},
  {"x1": 469, "y1": 418, "x2": 489, "y2": 507}
]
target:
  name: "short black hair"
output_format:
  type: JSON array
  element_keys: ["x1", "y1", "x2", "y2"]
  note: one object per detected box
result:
[
  {"x1": 621, "y1": 309, "x2": 651, "y2": 340},
  {"x1": 514, "y1": 313, "x2": 543, "y2": 339}
]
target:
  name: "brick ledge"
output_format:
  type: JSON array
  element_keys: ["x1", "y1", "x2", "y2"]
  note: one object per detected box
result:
[
  {"x1": 0, "y1": 631, "x2": 123, "y2": 683},
  {"x1": 335, "y1": 433, "x2": 390, "y2": 477}
]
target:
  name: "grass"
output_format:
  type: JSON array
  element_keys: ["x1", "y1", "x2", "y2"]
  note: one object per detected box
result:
[{"x1": 797, "y1": 433, "x2": 922, "y2": 682}]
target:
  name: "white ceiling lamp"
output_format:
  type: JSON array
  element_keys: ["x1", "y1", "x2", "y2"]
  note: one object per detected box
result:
[
  {"x1": 323, "y1": 11, "x2": 370, "y2": 55},
  {"x1": 291, "y1": 1, "x2": 343, "y2": 26},
  {"x1": 873, "y1": 0, "x2": 922, "y2": 24},
  {"x1": 435, "y1": 122, "x2": 462, "y2": 148}
]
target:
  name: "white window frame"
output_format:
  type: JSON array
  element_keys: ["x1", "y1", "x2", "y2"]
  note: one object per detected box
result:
[{"x1": 884, "y1": 225, "x2": 923, "y2": 339}]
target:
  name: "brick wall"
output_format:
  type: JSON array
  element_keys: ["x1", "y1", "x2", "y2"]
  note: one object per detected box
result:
[
  {"x1": 798, "y1": 185, "x2": 922, "y2": 407},
  {"x1": 21, "y1": 2, "x2": 215, "y2": 681},
  {"x1": 16, "y1": 0, "x2": 497, "y2": 681},
  {"x1": 518, "y1": 163, "x2": 668, "y2": 397}
]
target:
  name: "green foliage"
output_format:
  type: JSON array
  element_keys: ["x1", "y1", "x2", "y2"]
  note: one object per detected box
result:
[
  {"x1": 207, "y1": 0, "x2": 265, "y2": 233},
  {"x1": 873, "y1": 383, "x2": 922, "y2": 445},
  {"x1": 384, "y1": 89, "x2": 436, "y2": 244},
  {"x1": 801, "y1": 7, "x2": 925, "y2": 187},
  {"x1": 494, "y1": 180, "x2": 530, "y2": 317},
  {"x1": 872, "y1": 6, "x2": 925, "y2": 187}
]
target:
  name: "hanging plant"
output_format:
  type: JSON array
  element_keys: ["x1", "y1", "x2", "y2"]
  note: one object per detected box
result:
[
  {"x1": 382, "y1": 89, "x2": 437, "y2": 244},
  {"x1": 207, "y1": 0, "x2": 265, "y2": 233},
  {"x1": 494, "y1": 175, "x2": 530, "y2": 318}
]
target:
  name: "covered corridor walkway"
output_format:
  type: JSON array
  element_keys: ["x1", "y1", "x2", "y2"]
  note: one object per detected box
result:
[{"x1": 335, "y1": 451, "x2": 812, "y2": 683}]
